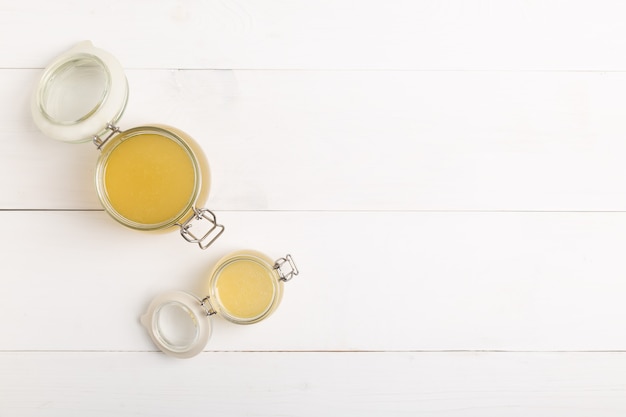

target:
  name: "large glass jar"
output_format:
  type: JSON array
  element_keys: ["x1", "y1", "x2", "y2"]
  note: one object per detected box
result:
[{"x1": 31, "y1": 41, "x2": 223, "y2": 249}]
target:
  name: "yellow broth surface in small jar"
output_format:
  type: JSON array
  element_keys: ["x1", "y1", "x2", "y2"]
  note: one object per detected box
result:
[
  {"x1": 215, "y1": 259, "x2": 275, "y2": 319},
  {"x1": 103, "y1": 133, "x2": 196, "y2": 225}
]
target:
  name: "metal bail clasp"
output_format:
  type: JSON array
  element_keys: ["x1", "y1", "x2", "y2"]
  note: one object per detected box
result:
[
  {"x1": 93, "y1": 123, "x2": 121, "y2": 150},
  {"x1": 199, "y1": 296, "x2": 217, "y2": 316},
  {"x1": 274, "y1": 254, "x2": 299, "y2": 282},
  {"x1": 177, "y1": 208, "x2": 225, "y2": 250}
]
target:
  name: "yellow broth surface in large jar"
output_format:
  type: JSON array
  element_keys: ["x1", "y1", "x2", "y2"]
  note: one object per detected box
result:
[
  {"x1": 215, "y1": 260, "x2": 275, "y2": 319},
  {"x1": 103, "y1": 133, "x2": 196, "y2": 225}
]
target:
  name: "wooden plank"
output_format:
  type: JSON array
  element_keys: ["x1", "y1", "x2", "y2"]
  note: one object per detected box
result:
[
  {"x1": 4, "y1": 69, "x2": 626, "y2": 211},
  {"x1": 1, "y1": 210, "x2": 626, "y2": 352},
  {"x1": 3, "y1": 1, "x2": 626, "y2": 70},
  {"x1": 7, "y1": 1, "x2": 626, "y2": 414},
  {"x1": 2, "y1": 352, "x2": 626, "y2": 416}
]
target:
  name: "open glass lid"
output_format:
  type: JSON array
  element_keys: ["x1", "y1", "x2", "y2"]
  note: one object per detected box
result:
[
  {"x1": 30, "y1": 41, "x2": 224, "y2": 249},
  {"x1": 141, "y1": 250, "x2": 300, "y2": 358},
  {"x1": 140, "y1": 291, "x2": 213, "y2": 359},
  {"x1": 31, "y1": 41, "x2": 128, "y2": 144}
]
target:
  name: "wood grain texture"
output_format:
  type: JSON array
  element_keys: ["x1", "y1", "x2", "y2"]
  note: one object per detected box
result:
[
  {"x1": 2, "y1": 0, "x2": 626, "y2": 415},
  {"x1": 2, "y1": 0, "x2": 626, "y2": 70},
  {"x1": 1, "y1": 210, "x2": 626, "y2": 352},
  {"x1": 4, "y1": 69, "x2": 626, "y2": 211},
  {"x1": 2, "y1": 352, "x2": 626, "y2": 417}
]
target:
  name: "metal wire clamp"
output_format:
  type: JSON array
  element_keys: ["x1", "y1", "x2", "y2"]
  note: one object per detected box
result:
[
  {"x1": 177, "y1": 208, "x2": 225, "y2": 250},
  {"x1": 274, "y1": 254, "x2": 299, "y2": 282},
  {"x1": 93, "y1": 123, "x2": 121, "y2": 150}
]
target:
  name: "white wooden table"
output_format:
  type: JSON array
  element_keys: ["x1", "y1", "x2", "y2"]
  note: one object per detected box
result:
[{"x1": 2, "y1": 1, "x2": 626, "y2": 415}]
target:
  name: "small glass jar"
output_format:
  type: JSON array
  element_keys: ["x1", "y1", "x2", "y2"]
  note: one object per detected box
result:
[
  {"x1": 31, "y1": 41, "x2": 223, "y2": 249},
  {"x1": 141, "y1": 250, "x2": 299, "y2": 358}
]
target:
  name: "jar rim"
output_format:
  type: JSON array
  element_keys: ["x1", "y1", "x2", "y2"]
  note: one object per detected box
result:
[
  {"x1": 140, "y1": 291, "x2": 212, "y2": 359},
  {"x1": 38, "y1": 53, "x2": 111, "y2": 126},
  {"x1": 208, "y1": 250, "x2": 283, "y2": 325},
  {"x1": 153, "y1": 301, "x2": 201, "y2": 353},
  {"x1": 31, "y1": 41, "x2": 129, "y2": 143},
  {"x1": 95, "y1": 125, "x2": 202, "y2": 231}
]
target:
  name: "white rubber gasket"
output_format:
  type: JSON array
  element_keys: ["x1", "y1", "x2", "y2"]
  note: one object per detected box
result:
[
  {"x1": 140, "y1": 291, "x2": 212, "y2": 359},
  {"x1": 31, "y1": 41, "x2": 128, "y2": 143}
]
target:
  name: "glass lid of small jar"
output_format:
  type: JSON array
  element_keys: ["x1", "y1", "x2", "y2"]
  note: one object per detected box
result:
[
  {"x1": 141, "y1": 251, "x2": 299, "y2": 359},
  {"x1": 30, "y1": 41, "x2": 224, "y2": 249}
]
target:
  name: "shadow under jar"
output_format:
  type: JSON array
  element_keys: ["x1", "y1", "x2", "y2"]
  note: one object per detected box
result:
[
  {"x1": 141, "y1": 250, "x2": 300, "y2": 358},
  {"x1": 31, "y1": 41, "x2": 223, "y2": 249}
]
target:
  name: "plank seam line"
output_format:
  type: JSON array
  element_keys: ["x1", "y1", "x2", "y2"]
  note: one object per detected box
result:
[
  {"x1": 4, "y1": 209, "x2": 626, "y2": 214},
  {"x1": 5, "y1": 67, "x2": 626, "y2": 73},
  {"x1": 2, "y1": 350, "x2": 626, "y2": 354}
]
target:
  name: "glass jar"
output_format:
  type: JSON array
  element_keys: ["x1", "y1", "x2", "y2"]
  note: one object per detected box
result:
[
  {"x1": 141, "y1": 250, "x2": 300, "y2": 358},
  {"x1": 31, "y1": 41, "x2": 223, "y2": 249}
]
